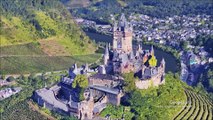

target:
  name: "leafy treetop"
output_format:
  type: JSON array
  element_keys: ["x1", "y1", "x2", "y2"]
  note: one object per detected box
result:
[{"x1": 72, "y1": 75, "x2": 88, "y2": 89}]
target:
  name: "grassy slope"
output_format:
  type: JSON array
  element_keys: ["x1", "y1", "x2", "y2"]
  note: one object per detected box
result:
[
  {"x1": 0, "y1": 43, "x2": 101, "y2": 74},
  {"x1": 1, "y1": 11, "x2": 95, "y2": 55},
  {"x1": 0, "y1": 16, "x2": 100, "y2": 74},
  {"x1": 100, "y1": 73, "x2": 213, "y2": 120},
  {"x1": 0, "y1": 0, "x2": 97, "y2": 54},
  {"x1": 0, "y1": 0, "x2": 100, "y2": 74}
]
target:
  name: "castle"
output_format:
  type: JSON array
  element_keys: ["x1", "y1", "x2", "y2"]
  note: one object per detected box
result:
[
  {"x1": 33, "y1": 14, "x2": 165, "y2": 120},
  {"x1": 33, "y1": 63, "x2": 124, "y2": 120},
  {"x1": 102, "y1": 13, "x2": 165, "y2": 89}
]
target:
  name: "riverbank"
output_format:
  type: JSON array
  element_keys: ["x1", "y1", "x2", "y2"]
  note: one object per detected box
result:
[{"x1": 85, "y1": 31, "x2": 180, "y2": 73}]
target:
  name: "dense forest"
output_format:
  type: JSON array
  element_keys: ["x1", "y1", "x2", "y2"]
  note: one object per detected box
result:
[
  {"x1": 0, "y1": 0, "x2": 96, "y2": 55},
  {"x1": 68, "y1": 0, "x2": 213, "y2": 23}
]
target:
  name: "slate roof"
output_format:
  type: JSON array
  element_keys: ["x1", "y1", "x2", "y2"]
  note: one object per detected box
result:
[
  {"x1": 90, "y1": 73, "x2": 123, "y2": 81},
  {"x1": 35, "y1": 86, "x2": 69, "y2": 112},
  {"x1": 89, "y1": 85, "x2": 120, "y2": 95}
]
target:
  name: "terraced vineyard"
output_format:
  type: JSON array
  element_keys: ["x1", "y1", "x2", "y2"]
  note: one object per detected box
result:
[{"x1": 174, "y1": 89, "x2": 213, "y2": 120}]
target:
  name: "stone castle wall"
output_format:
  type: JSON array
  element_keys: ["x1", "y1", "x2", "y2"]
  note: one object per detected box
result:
[{"x1": 135, "y1": 70, "x2": 165, "y2": 89}]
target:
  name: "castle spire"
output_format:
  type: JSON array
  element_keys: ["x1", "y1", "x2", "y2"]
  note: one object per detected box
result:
[
  {"x1": 104, "y1": 44, "x2": 109, "y2": 65},
  {"x1": 105, "y1": 44, "x2": 109, "y2": 55},
  {"x1": 113, "y1": 21, "x2": 117, "y2": 31},
  {"x1": 161, "y1": 58, "x2": 165, "y2": 72},
  {"x1": 161, "y1": 58, "x2": 165, "y2": 65},
  {"x1": 119, "y1": 13, "x2": 127, "y2": 27},
  {"x1": 69, "y1": 94, "x2": 72, "y2": 103},
  {"x1": 85, "y1": 63, "x2": 89, "y2": 72},
  {"x1": 120, "y1": 13, "x2": 126, "y2": 22},
  {"x1": 138, "y1": 44, "x2": 143, "y2": 53},
  {"x1": 73, "y1": 63, "x2": 78, "y2": 74},
  {"x1": 151, "y1": 45, "x2": 154, "y2": 56}
]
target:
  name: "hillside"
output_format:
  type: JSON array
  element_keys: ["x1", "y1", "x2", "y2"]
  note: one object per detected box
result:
[
  {"x1": 174, "y1": 89, "x2": 213, "y2": 120},
  {"x1": 0, "y1": 0, "x2": 95, "y2": 54},
  {"x1": 70, "y1": 0, "x2": 213, "y2": 23},
  {"x1": 0, "y1": 0, "x2": 100, "y2": 74},
  {"x1": 62, "y1": 0, "x2": 103, "y2": 8},
  {"x1": 100, "y1": 73, "x2": 213, "y2": 120},
  {"x1": 0, "y1": 42, "x2": 101, "y2": 74}
]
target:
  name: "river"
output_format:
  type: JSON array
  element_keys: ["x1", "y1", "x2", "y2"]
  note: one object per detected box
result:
[{"x1": 85, "y1": 31, "x2": 178, "y2": 73}]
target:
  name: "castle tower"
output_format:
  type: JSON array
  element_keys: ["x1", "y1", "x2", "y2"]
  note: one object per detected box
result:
[
  {"x1": 151, "y1": 45, "x2": 154, "y2": 56},
  {"x1": 113, "y1": 13, "x2": 133, "y2": 53},
  {"x1": 85, "y1": 63, "x2": 89, "y2": 72},
  {"x1": 130, "y1": 51, "x2": 135, "y2": 60},
  {"x1": 138, "y1": 44, "x2": 143, "y2": 54},
  {"x1": 69, "y1": 94, "x2": 72, "y2": 105},
  {"x1": 69, "y1": 63, "x2": 78, "y2": 79},
  {"x1": 161, "y1": 58, "x2": 165, "y2": 72},
  {"x1": 104, "y1": 44, "x2": 109, "y2": 65},
  {"x1": 73, "y1": 63, "x2": 78, "y2": 73}
]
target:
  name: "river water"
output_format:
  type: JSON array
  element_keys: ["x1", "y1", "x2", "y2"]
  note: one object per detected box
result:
[{"x1": 85, "y1": 31, "x2": 178, "y2": 73}]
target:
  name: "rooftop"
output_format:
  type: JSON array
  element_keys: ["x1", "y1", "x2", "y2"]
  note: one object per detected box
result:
[
  {"x1": 89, "y1": 85, "x2": 120, "y2": 95},
  {"x1": 90, "y1": 73, "x2": 123, "y2": 81},
  {"x1": 35, "y1": 86, "x2": 68, "y2": 112}
]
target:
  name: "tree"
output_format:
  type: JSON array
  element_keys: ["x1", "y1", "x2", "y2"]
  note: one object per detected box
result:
[
  {"x1": 18, "y1": 74, "x2": 25, "y2": 80},
  {"x1": 28, "y1": 73, "x2": 36, "y2": 81},
  {"x1": 149, "y1": 56, "x2": 157, "y2": 67},
  {"x1": 123, "y1": 72, "x2": 136, "y2": 92},
  {"x1": 180, "y1": 41, "x2": 188, "y2": 50},
  {"x1": 72, "y1": 75, "x2": 88, "y2": 101},
  {"x1": 207, "y1": 70, "x2": 213, "y2": 89},
  {"x1": 72, "y1": 75, "x2": 88, "y2": 89},
  {"x1": 61, "y1": 116, "x2": 78, "y2": 120},
  {"x1": 0, "y1": 71, "x2": 5, "y2": 80}
]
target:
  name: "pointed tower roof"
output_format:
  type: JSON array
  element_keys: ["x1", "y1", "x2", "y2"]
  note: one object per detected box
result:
[
  {"x1": 119, "y1": 13, "x2": 127, "y2": 27},
  {"x1": 138, "y1": 44, "x2": 143, "y2": 53},
  {"x1": 108, "y1": 43, "x2": 111, "y2": 50},
  {"x1": 73, "y1": 63, "x2": 78, "y2": 74},
  {"x1": 136, "y1": 50, "x2": 140, "y2": 58},
  {"x1": 120, "y1": 13, "x2": 126, "y2": 21},
  {"x1": 69, "y1": 94, "x2": 72, "y2": 102},
  {"x1": 104, "y1": 44, "x2": 109, "y2": 56},
  {"x1": 161, "y1": 58, "x2": 165, "y2": 65},
  {"x1": 151, "y1": 45, "x2": 154, "y2": 56}
]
